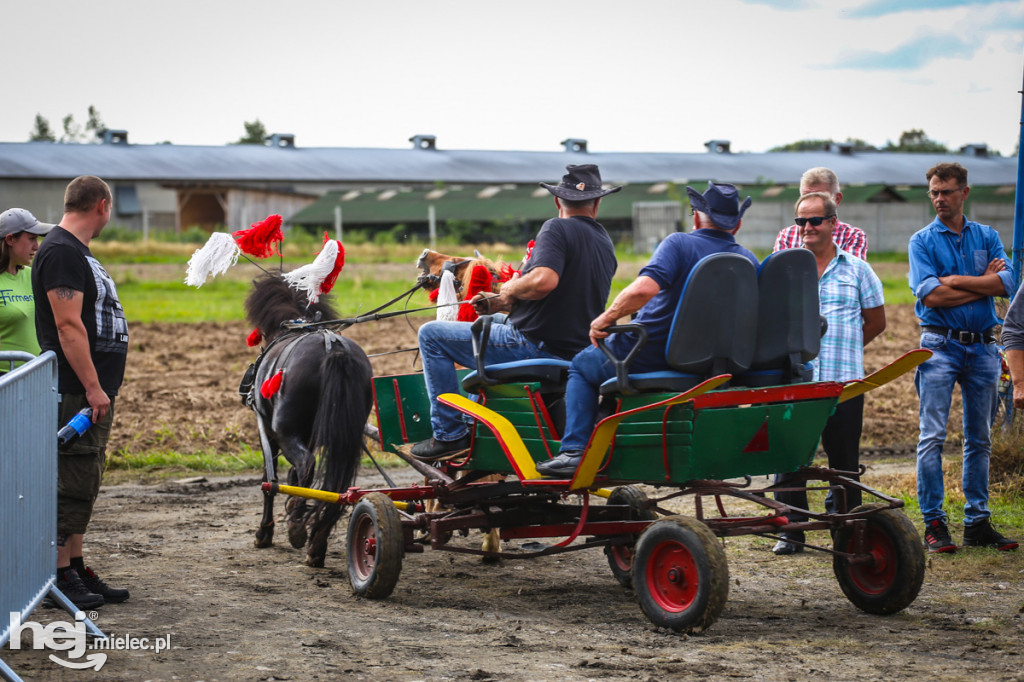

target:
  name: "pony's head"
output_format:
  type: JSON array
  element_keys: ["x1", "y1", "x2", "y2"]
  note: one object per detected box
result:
[
  {"x1": 416, "y1": 248, "x2": 505, "y2": 296},
  {"x1": 245, "y1": 273, "x2": 339, "y2": 342}
]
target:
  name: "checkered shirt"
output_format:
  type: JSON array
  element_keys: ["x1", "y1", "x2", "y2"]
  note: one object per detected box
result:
[
  {"x1": 813, "y1": 248, "x2": 884, "y2": 382},
  {"x1": 774, "y1": 221, "x2": 868, "y2": 260}
]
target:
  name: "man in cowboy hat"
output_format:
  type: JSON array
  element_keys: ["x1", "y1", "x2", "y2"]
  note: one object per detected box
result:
[
  {"x1": 536, "y1": 181, "x2": 758, "y2": 478},
  {"x1": 412, "y1": 164, "x2": 619, "y2": 460}
]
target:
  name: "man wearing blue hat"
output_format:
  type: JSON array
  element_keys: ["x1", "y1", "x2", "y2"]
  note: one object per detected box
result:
[{"x1": 536, "y1": 182, "x2": 759, "y2": 478}]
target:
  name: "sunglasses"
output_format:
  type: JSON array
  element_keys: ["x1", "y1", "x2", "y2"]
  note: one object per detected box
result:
[{"x1": 794, "y1": 215, "x2": 835, "y2": 227}]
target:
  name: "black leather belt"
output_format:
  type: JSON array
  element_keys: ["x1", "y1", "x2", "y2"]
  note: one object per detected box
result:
[{"x1": 921, "y1": 326, "x2": 996, "y2": 344}]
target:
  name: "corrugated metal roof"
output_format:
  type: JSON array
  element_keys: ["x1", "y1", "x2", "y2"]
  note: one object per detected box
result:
[
  {"x1": 0, "y1": 141, "x2": 1017, "y2": 186},
  {"x1": 291, "y1": 183, "x2": 690, "y2": 224}
]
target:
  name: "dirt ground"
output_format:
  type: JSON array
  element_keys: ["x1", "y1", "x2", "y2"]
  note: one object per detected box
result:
[{"x1": 7, "y1": 304, "x2": 1024, "y2": 681}]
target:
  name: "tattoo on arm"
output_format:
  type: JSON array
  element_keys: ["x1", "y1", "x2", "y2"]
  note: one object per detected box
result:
[
  {"x1": 54, "y1": 287, "x2": 79, "y2": 301},
  {"x1": 57, "y1": 534, "x2": 68, "y2": 547}
]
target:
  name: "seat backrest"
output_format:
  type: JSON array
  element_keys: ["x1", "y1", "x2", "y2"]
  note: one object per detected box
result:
[
  {"x1": 749, "y1": 248, "x2": 820, "y2": 372},
  {"x1": 665, "y1": 252, "x2": 759, "y2": 375}
]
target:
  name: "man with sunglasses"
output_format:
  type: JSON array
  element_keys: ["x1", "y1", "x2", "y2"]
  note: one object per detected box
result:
[
  {"x1": 772, "y1": 192, "x2": 885, "y2": 555},
  {"x1": 773, "y1": 167, "x2": 868, "y2": 259},
  {"x1": 909, "y1": 162, "x2": 1018, "y2": 553}
]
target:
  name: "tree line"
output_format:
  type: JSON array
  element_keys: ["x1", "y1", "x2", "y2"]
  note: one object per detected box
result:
[{"x1": 28, "y1": 110, "x2": 1012, "y2": 155}]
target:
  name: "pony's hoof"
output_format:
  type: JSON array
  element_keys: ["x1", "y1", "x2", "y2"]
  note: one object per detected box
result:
[
  {"x1": 304, "y1": 554, "x2": 325, "y2": 568},
  {"x1": 288, "y1": 525, "x2": 308, "y2": 549},
  {"x1": 254, "y1": 534, "x2": 274, "y2": 549},
  {"x1": 481, "y1": 554, "x2": 501, "y2": 565}
]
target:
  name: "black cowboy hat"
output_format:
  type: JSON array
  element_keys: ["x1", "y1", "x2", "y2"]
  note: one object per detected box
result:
[{"x1": 539, "y1": 164, "x2": 622, "y2": 201}]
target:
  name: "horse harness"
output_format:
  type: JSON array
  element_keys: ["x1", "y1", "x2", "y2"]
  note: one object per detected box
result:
[{"x1": 239, "y1": 328, "x2": 343, "y2": 413}]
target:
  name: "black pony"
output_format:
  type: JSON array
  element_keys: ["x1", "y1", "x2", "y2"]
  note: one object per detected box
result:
[{"x1": 246, "y1": 274, "x2": 373, "y2": 567}]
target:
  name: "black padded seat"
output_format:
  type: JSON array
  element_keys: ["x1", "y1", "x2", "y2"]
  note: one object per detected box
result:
[
  {"x1": 600, "y1": 252, "x2": 759, "y2": 396},
  {"x1": 733, "y1": 249, "x2": 819, "y2": 387},
  {"x1": 461, "y1": 359, "x2": 571, "y2": 392}
]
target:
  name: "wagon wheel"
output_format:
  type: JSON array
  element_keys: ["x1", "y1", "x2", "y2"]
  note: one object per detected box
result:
[
  {"x1": 604, "y1": 486, "x2": 657, "y2": 588},
  {"x1": 832, "y1": 504, "x2": 925, "y2": 615},
  {"x1": 347, "y1": 492, "x2": 404, "y2": 599},
  {"x1": 633, "y1": 515, "x2": 729, "y2": 633}
]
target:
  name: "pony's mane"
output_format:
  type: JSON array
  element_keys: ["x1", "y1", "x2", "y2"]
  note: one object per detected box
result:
[{"x1": 245, "y1": 273, "x2": 339, "y2": 340}]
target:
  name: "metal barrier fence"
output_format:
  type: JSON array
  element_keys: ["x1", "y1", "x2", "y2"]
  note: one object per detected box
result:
[{"x1": 0, "y1": 352, "x2": 101, "y2": 682}]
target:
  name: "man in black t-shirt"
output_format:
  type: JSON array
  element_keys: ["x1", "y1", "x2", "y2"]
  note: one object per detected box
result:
[
  {"x1": 32, "y1": 175, "x2": 130, "y2": 609},
  {"x1": 412, "y1": 164, "x2": 618, "y2": 460}
]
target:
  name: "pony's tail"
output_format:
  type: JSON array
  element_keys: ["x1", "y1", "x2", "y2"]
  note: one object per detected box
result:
[{"x1": 310, "y1": 337, "x2": 374, "y2": 496}]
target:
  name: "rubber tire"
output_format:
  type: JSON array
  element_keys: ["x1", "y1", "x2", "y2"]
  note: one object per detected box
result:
[
  {"x1": 604, "y1": 486, "x2": 658, "y2": 588},
  {"x1": 633, "y1": 515, "x2": 729, "y2": 633},
  {"x1": 832, "y1": 503, "x2": 925, "y2": 615},
  {"x1": 347, "y1": 492, "x2": 404, "y2": 599}
]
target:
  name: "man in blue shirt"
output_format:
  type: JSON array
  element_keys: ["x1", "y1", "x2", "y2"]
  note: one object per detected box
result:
[
  {"x1": 772, "y1": 192, "x2": 886, "y2": 555},
  {"x1": 536, "y1": 182, "x2": 758, "y2": 478},
  {"x1": 908, "y1": 162, "x2": 1018, "y2": 553}
]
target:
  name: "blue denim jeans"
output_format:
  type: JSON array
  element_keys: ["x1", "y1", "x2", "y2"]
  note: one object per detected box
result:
[
  {"x1": 418, "y1": 316, "x2": 561, "y2": 441},
  {"x1": 559, "y1": 344, "x2": 619, "y2": 453},
  {"x1": 915, "y1": 332, "x2": 999, "y2": 526}
]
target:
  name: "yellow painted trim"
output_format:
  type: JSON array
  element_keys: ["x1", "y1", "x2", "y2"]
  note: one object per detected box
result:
[
  {"x1": 275, "y1": 484, "x2": 342, "y2": 504},
  {"x1": 438, "y1": 392, "x2": 541, "y2": 480},
  {"x1": 570, "y1": 374, "x2": 732, "y2": 489},
  {"x1": 839, "y1": 348, "x2": 931, "y2": 404}
]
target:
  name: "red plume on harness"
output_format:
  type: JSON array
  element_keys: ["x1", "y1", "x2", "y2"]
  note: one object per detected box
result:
[
  {"x1": 499, "y1": 239, "x2": 534, "y2": 281},
  {"x1": 457, "y1": 265, "x2": 494, "y2": 322},
  {"x1": 317, "y1": 232, "x2": 346, "y2": 296},
  {"x1": 246, "y1": 328, "x2": 263, "y2": 347},
  {"x1": 260, "y1": 369, "x2": 284, "y2": 399},
  {"x1": 233, "y1": 214, "x2": 284, "y2": 258}
]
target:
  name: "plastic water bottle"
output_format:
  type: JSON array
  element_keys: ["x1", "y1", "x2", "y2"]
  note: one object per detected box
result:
[{"x1": 57, "y1": 408, "x2": 94, "y2": 445}]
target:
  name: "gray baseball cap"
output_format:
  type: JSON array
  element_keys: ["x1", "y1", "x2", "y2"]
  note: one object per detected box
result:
[{"x1": 0, "y1": 208, "x2": 56, "y2": 239}]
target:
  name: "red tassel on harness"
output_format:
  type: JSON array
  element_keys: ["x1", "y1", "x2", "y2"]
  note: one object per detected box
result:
[
  {"x1": 318, "y1": 232, "x2": 346, "y2": 295},
  {"x1": 260, "y1": 369, "x2": 284, "y2": 399},
  {"x1": 246, "y1": 328, "x2": 263, "y2": 347},
  {"x1": 233, "y1": 214, "x2": 284, "y2": 258},
  {"x1": 428, "y1": 288, "x2": 440, "y2": 303},
  {"x1": 457, "y1": 265, "x2": 494, "y2": 322}
]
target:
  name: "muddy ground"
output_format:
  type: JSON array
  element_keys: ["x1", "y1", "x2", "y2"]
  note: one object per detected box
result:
[{"x1": 6, "y1": 305, "x2": 1024, "y2": 681}]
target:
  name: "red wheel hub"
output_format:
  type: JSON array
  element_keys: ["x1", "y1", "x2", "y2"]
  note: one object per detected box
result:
[
  {"x1": 645, "y1": 540, "x2": 699, "y2": 612},
  {"x1": 845, "y1": 527, "x2": 896, "y2": 594}
]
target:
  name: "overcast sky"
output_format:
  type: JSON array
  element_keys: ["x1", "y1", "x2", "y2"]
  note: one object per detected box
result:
[{"x1": 3, "y1": 0, "x2": 1022, "y2": 155}]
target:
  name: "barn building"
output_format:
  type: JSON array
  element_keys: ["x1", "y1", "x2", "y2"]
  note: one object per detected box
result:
[{"x1": 0, "y1": 133, "x2": 1016, "y2": 252}]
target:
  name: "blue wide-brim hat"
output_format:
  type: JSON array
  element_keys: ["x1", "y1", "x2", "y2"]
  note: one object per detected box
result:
[
  {"x1": 540, "y1": 164, "x2": 622, "y2": 201},
  {"x1": 686, "y1": 182, "x2": 753, "y2": 230}
]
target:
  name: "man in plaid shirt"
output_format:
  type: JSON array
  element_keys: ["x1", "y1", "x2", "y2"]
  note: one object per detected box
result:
[
  {"x1": 773, "y1": 167, "x2": 868, "y2": 259},
  {"x1": 772, "y1": 191, "x2": 885, "y2": 555}
]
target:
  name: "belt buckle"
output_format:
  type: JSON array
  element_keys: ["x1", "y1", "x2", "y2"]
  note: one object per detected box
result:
[{"x1": 956, "y1": 331, "x2": 973, "y2": 344}]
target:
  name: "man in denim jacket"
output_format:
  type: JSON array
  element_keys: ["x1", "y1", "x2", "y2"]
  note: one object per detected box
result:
[{"x1": 908, "y1": 162, "x2": 1018, "y2": 553}]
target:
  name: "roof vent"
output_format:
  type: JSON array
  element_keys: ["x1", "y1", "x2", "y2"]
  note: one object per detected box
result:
[
  {"x1": 561, "y1": 138, "x2": 588, "y2": 153},
  {"x1": 960, "y1": 143, "x2": 988, "y2": 158},
  {"x1": 410, "y1": 134, "x2": 437, "y2": 150},
  {"x1": 101, "y1": 129, "x2": 129, "y2": 145},
  {"x1": 704, "y1": 139, "x2": 731, "y2": 154},
  {"x1": 826, "y1": 141, "x2": 854, "y2": 155},
  {"x1": 266, "y1": 133, "x2": 296, "y2": 148}
]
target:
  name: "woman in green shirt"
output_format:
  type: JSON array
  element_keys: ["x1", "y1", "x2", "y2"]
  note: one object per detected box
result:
[{"x1": 0, "y1": 208, "x2": 55, "y2": 369}]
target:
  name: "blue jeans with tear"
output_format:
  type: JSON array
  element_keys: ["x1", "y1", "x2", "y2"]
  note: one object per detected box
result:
[{"x1": 914, "y1": 331, "x2": 999, "y2": 527}]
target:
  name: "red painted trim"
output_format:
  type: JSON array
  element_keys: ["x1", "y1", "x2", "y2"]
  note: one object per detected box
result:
[
  {"x1": 661, "y1": 405, "x2": 673, "y2": 482},
  {"x1": 371, "y1": 380, "x2": 385, "y2": 449},
  {"x1": 530, "y1": 385, "x2": 561, "y2": 442},
  {"x1": 392, "y1": 378, "x2": 409, "y2": 443},
  {"x1": 691, "y1": 382, "x2": 842, "y2": 410},
  {"x1": 552, "y1": 491, "x2": 590, "y2": 547},
  {"x1": 525, "y1": 385, "x2": 555, "y2": 460},
  {"x1": 500, "y1": 519, "x2": 651, "y2": 540}
]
